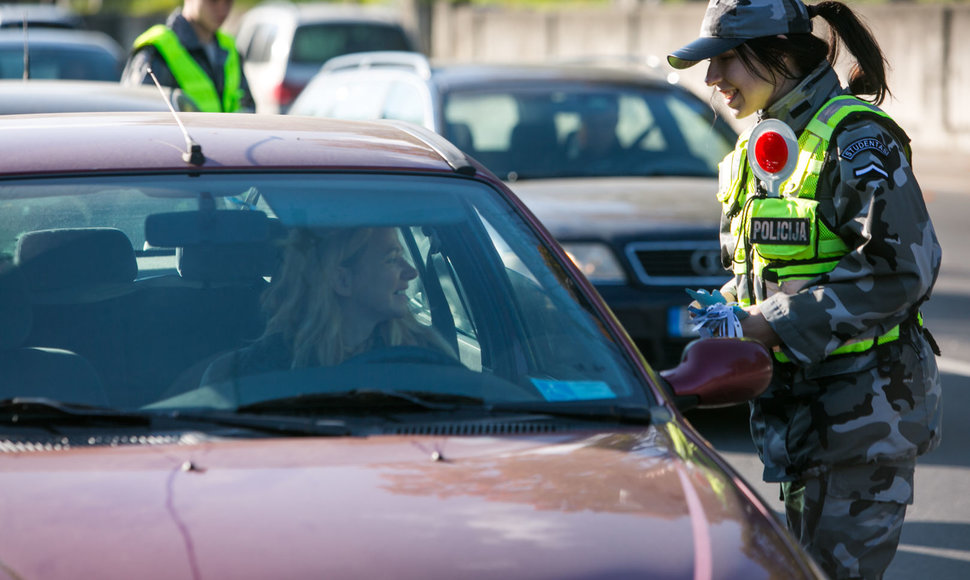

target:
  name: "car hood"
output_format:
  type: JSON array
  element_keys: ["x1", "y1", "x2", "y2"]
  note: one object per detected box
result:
[
  {"x1": 507, "y1": 177, "x2": 721, "y2": 239},
  {"x1": 0, "y1": 425, "x2": 809, "y2": 579}
]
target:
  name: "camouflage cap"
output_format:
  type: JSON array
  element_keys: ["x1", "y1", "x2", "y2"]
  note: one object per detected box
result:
[{"x1": 667, "y1": 0, "x2": 813, "y2": 69}]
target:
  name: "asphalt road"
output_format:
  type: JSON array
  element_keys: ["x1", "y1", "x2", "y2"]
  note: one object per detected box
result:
[{"x1": 688, "y1": 147, "x2": 970, "y2": 580}]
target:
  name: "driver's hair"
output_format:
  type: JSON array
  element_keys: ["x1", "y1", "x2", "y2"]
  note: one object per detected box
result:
[{"x1": 260, "y1": 226, "x2": 451, "y2": 367}]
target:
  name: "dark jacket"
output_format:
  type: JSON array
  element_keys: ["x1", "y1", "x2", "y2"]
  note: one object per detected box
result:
[{"x1": 121, "y1": 9, "x2": 254, "y2": 112}]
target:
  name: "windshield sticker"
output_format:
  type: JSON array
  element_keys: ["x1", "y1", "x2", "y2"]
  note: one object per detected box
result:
[{"x1": 531, "y1": 379, "x2": 617, "y2": 402}]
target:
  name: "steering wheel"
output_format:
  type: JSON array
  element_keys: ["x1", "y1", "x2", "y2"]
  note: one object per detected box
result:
[{"x1": 342, "y1": 345, "x2": 464, "y2": 367}]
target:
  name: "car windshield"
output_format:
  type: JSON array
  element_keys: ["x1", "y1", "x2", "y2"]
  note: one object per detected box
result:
[
  {"x1": 290, "y1": 23, "x2": 412, "y2": 64},
  {"x1": 0, "y1": 173, "x2": 652, "y2": 417},
  {"x1": 443, "y1": 84, "x2": 735, "y2": 181}
]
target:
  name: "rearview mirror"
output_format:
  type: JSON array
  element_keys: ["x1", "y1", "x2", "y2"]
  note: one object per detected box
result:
[
  {"x1": 145, "y1": 210, "x2": 275, "y2": 247},
  {"x1": 660, "y1": 338, "x2": 772, "y2": 411}
]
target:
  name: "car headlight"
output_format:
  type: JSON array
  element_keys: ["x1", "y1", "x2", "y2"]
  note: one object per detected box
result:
[{"x1": 561, "y1": 242, "x2": 627, "y2": 284}]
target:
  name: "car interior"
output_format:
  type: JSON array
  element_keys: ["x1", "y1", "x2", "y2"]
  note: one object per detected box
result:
[{"x1": 0, "y1": 174, "x2": 649, "y2": 413}]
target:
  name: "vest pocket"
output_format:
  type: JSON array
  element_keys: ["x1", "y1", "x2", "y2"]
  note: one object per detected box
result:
[{"x1": 746, "y1": 197, "x2": 819, "y2": 261}]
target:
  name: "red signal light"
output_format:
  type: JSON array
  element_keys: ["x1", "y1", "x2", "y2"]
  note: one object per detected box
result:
[
  {"x1": 746, "y1": 119, "x2": 798, "y2": 197},
  {"x1": 754, "y1": 131, "x2": 789, "y2": 173}
]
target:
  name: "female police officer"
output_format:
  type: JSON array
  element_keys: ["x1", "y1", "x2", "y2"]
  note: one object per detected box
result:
[{"x1": 669, "y1": 1, "x2": 942, "y2": 578}]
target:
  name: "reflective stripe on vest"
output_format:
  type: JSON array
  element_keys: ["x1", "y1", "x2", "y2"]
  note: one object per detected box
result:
[
  {"x1": 133, "y1": 25, "x2": 242, "y2": 112},
  {"x1": 773, "y1": 313, "x2": 924, "y2": 363},
  {"x1": 721, "y1": 96, "x2": 909, "y2": 360}
]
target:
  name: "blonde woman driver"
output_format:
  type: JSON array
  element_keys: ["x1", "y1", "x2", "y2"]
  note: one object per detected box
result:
[{"x1": 205, "y1": 226, "x2": 454, "y2": 381}]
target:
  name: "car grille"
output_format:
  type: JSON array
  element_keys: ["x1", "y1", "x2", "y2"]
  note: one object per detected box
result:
[{"x1": 625, "y1": 240, "x2": 729, "y2": 286}]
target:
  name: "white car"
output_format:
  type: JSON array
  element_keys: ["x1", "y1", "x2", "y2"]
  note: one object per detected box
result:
[{"x1": 233, "y1": 1, "x2": 418, "y2": 114}]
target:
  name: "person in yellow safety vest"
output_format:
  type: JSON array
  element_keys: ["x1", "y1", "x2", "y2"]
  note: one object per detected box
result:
[
  {"x1": 121, "y1": 0, "x2": 253, "y2": 113},
  {"x1": 669, "y1": 1, "x2": 942, "y2": 579}
]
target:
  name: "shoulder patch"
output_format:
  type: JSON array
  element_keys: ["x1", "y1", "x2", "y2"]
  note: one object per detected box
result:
[
  {"x1": 841, "y1": 137, "x2": 890, "y2": 160},
  {"x1": 854, "y1": 163, "x2": 889, "y2": 179}
]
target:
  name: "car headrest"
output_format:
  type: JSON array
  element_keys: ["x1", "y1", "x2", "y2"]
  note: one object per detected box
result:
[
  {"x1": 0, "y1": 261, "x2": 32, "y2": 350},
  {"x1": 15, "y1": 228, "x2": 137, "y2": 293}
]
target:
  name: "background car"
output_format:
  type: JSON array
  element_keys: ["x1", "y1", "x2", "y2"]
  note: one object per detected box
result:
[
  {"x1": 0, "y1": 2, "x2": 82, "y2": 29},
  {"x1": 0, "y1": 27, "x2": 124, "y2": 80},
  {"x1": 0, "y1": 111, "x2": 823, "y2": 579},
  {"x1": 233, "y1": 1, "x2": 419, "y2": 113},
  {"x1": 289, "y1": 52, "x2": 737, "y2": 368},
  {"x1": 0, "y1": 79, "x2": 184, "y2": 114}
]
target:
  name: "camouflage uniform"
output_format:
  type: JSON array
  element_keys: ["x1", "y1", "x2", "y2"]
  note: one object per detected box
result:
[{"x1": 717, "y1": 63, "x2": 943, "y2": 579}]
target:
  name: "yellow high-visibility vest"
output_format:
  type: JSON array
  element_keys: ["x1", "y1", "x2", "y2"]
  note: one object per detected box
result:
[
  {"x1": 133, "y1": 25, "x2": 242, "y2": 112},
  {"x1": 718, "y1": 95, "x2": 915, "y2": 360}
]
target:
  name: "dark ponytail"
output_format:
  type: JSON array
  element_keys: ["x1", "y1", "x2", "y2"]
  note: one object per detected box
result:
[
  {"x1": 808, "y1": 1, "x2": 891, "y2": 104},
  {"x1": 736, "y1": 1, "x2": 891, "y2": 105}
]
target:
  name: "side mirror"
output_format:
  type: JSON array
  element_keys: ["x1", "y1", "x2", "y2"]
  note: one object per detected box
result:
[{"x1": 660, "y1": 338, "x2": 772, "y2": 411}]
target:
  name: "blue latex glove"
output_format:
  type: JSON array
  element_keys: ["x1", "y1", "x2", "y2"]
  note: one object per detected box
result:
[{"x1": 685, "y1": 288, "x2": 749, "y2": 319}]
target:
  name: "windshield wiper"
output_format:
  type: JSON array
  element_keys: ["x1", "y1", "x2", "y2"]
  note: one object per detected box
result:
[
  {"x1": 0, "y1": 397, "x2": 152, "y2": 426},
  {"x1": 237, "y1": 389, "x2": 486, "y2": 415},
  {"x1": 167, "y1": 409, "x2": 350, "y2": 437},
  {"x1": 0, "y1": 398, "x2": 349, "y2": 438},
  {"x1": 486, "y1": 401, "x2": 655, "y2": 425}
]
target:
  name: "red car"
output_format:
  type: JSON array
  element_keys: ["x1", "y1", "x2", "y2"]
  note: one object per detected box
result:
[{"x1": 0, "y1": 112, "x2": 823, "y2": 579}]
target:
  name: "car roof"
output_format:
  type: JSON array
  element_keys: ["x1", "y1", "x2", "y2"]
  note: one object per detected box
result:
[
  {"x1": 428, "y1": 61, "x2": 674, "y2": 91},
  {"x1": 0, "y1": 27, "x2": 122, "y2": 52},
  {"x1": 0, "y1": 3, "x2": 82, "y2": 28},
  {"x1": 319, "y1": 52, "x2": 675, "y2": 91},
  {"x1": 0, "y1": 80, "x2": 171, "y2": 114},
  {"x1": 0, "y1": 112, "x2": 473, "y2": 176}
]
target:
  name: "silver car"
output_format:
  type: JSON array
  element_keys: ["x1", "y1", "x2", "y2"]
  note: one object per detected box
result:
[{"x1": 233, "y1": 2, "x2": 418, "y2": 114}]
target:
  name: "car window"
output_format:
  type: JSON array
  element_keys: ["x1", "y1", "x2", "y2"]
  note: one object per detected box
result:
[
  {"x1": 382, "y1": 80, "x2": 427, "y2": 127},
  {"x1": 0, "y1": 47, "x2": 120, "y2": 81},
  {"x1": 0, "y1": 173, "x2": 649, "y2": 412},
  {"x1": 406, "y1": 225, "x2": 481, "y2": 370},
  {"x1": 667, "y1": 92, "x2": 736, "y2": 170},
  {"x1": 443, "y1": 85, "x2": 733, "y2": 180},
  {"x1": 444, "y1": 92, "x2": 517, "y2": 153},
  {"x1": 290, "y1": 23, "x2": 412, "y2": 65}
]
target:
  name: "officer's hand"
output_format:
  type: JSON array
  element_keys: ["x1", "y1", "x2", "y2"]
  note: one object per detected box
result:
[
  {"x1": 740, "y1": 305, "x2": 781, "y2": 348},
  {"x1": 687, "y1": 289, "x2": 737, "y2": 318}
]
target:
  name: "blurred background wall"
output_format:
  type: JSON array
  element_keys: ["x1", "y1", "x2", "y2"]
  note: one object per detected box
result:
[{"x1": 420, "y1": 1, "x2": 970, "y2": 155}]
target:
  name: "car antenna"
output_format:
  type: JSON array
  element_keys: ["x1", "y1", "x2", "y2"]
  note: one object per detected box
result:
[
  {"x1": 21, "y1": 12, "x2": 28, "y2": 80},
  {"x1": 147, "y1": 67, "x2": 206, "y2": 166}
]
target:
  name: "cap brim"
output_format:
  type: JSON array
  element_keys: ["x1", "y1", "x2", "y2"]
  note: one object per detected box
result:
[{"x1": 667, "y1": 36, "x2": 746, "y2": 69}]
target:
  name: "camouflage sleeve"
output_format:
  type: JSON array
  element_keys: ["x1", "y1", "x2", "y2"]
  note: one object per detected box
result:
[{"x1": 759, "y1": 117, "x2": 942, "y2": 365}]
